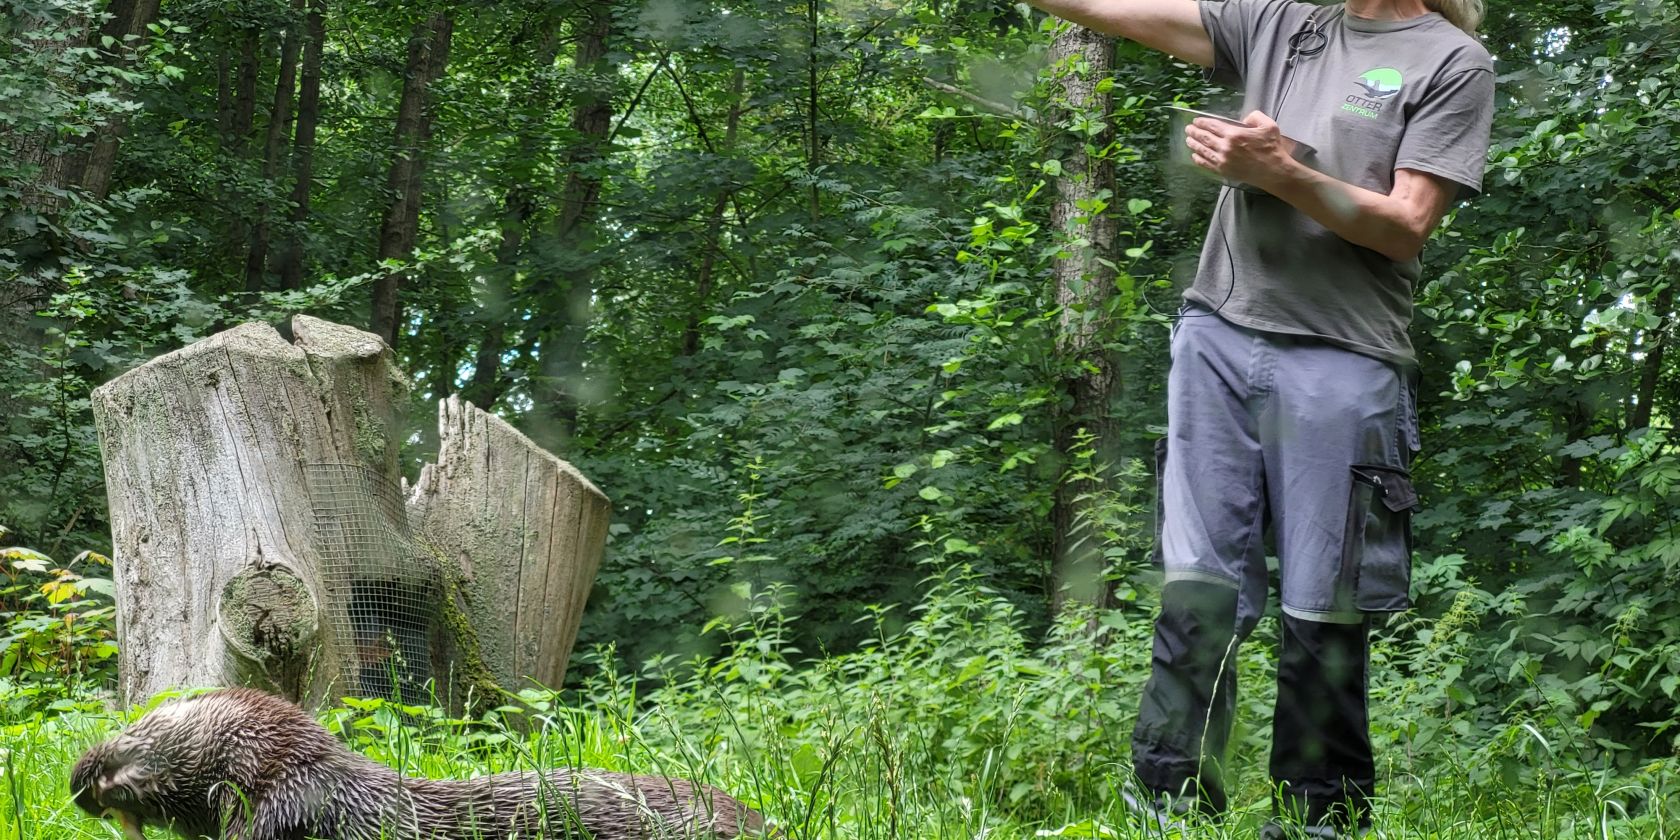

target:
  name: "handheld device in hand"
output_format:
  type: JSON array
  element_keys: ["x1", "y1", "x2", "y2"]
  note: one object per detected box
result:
[
  {"x1": 1163, "y1": 105, "x2": 1317, "y2": 194},
  {"x1": 1165, "y1": 105, "x2": 1247, "y2": 127}
]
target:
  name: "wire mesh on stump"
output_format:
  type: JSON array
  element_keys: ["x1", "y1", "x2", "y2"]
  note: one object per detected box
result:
[{"x1": 308, "y1": 462, "x2": 439, "y2": 703}]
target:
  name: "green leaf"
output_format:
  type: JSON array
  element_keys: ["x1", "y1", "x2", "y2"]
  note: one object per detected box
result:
[
  {"x1": 3, "y1": 548, "x2": 53, "y2": 573},
  {"x1": 78, "y1": 577, "x2": 117, "y2": 598},
  {"x1": 987, "y1": 412, "x2": 1024, "y2": 431}
]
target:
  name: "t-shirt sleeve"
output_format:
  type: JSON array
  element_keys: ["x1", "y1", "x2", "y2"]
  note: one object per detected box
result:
[
  {"x1": 1198, "y1": 0, "x2": 1297, "y2": 88},
  {"x1": 1395, "y1": 66, "x2": 1496, "y2": 199}
]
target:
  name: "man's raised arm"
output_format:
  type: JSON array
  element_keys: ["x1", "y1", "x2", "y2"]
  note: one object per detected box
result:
[{"x1": 1027, "y1": 0, "x2": 1215, "y2": 67}]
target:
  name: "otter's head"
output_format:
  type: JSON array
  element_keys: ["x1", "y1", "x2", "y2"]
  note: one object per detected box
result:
[
  {"x1": 71, "y1": 735, "x2": 171, "y2": 840},
  {"x1": 71, "y1": 692, "x2": 256, "y2": 839}
]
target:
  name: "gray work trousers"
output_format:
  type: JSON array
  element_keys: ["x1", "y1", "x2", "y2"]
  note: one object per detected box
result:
[
  {"x1": 1156, "y1": 305, "x2": 1419, "y2": 627},
  {"x1": 1133, "y1": 306, "x2": 1419, "y2": 828}
]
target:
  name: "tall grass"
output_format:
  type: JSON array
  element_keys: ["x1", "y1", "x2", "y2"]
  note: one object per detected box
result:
[{"x1": 3, "y1": 568, "x2": 1675, "y2": 839}]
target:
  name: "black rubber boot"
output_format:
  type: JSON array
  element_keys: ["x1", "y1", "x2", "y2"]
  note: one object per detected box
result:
[
  {"x1": 1130, "y1": 579, "x2": 1245, "y2": 815},
  {"x1": 1270, "y1": 614, "x2": 1376, "y2": 833}
]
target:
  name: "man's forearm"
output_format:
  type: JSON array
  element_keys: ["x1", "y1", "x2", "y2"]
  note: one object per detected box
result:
[
  {"x1": 1183, "y1": 114, "x2": 1457, "y2": 264},
  {"x1": 1027, "y1": 0, "x2": 1109, "y2": 33},
  {"x1": 1021, "y1": 0, "x2": 1128, "y2": 35},
  {"x1": 1024, "y1": 0, "x2": 1215, "y2": 67},
  {"x1": 1258, "y1": 163, "x2": 1446, "y2": 264}
]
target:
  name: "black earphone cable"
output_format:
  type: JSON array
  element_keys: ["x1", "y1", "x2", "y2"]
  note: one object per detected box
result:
[
  {"x1": 1140, "y1": 185, "x2": 1237, "y2": 320},
  {"x1": 1287, "y1": 7, "x2": 1333, "y2": 68}
]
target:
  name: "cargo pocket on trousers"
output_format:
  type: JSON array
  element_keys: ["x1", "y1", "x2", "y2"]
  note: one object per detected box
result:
[
  {"x1": 1340, "y1": 464, "x2": 1418, "y2": 612},
  {"x1": 1150, "y1": 437, "x2": 1169, "y2": 568}
]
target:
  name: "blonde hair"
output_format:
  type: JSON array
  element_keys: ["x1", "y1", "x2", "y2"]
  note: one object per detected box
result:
[{"x1": 1425, "y1": 0, "x2": 1485, "y2": 34}]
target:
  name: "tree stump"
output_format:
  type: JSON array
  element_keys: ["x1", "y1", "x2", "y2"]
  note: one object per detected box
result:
[
  {"x1": 90, "y1": 316, "x2": 609, "y2": 708},
  {"x1": 408, "y1": 396, "x2": 611, "y2": 698}
]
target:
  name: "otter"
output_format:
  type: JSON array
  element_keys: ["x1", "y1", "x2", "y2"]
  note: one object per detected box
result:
[{"x1": 71, "y1": 687, "x2": 772, "y2": 840}]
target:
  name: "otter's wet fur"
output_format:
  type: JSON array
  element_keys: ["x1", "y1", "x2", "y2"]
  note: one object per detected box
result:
[{"x1": 72, "y1": 687, "x2": 772, "y2": 840}]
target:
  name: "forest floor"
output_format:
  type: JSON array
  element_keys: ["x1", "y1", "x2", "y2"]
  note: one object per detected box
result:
[{"x1": 4, "y1": 688, "x2": 1672, "y2": 840}]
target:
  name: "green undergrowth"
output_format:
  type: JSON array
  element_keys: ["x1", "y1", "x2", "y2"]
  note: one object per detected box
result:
[{"x1": 3, "y1": 569, "x2": 1676, "y2": 840}]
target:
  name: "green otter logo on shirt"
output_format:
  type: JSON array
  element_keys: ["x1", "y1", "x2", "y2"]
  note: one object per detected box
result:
[{"x1": 1344, "y1": 68, "x2": 1404, "y2": 119}]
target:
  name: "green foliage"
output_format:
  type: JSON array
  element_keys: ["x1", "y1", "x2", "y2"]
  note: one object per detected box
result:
[
  {"x1": 1405, "y1": 0, "x2": 1680, "y2": 783},
  {"x1": 0, "y1": 0, "x2": 176, "y2": 252},
  {"x1": 0, "y1": 526, "x2": 116, "y2": 720},
  {"x1": 0, "y1": 0, "x2": 1677, "y2": 830},
  {"x1": 3, "y1": 576, "x2": 1677, "y2": 838}
]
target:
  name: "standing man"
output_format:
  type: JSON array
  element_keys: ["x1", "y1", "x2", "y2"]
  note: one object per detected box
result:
[{"x1": 1022, "y1": 0, "x2": 1494, "y2": 837}]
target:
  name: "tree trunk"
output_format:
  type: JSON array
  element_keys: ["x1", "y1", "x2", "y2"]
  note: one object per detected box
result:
[
  {"x1": 460, "y1": 201, "x2": 528, "y2": 410},
  {"x1": 91, "y1": 317, "x2": 408, "y2": 705},
  {"x1": 90, "y1": 318, "x2": 609, "y2": 708},
  {"x1": 277, "y1": 0, "x2": 327, "y2": 291},
  {"x1": 1631, "y1": 282, "x2": 1674, "y2": 433},
  {"x1": 552, "y1": 6, "x2": 612, "y2": 253},
  {"x1": 807, "y1": 0, "x2": 821, "y2": 222},
  {"x1": 681, "y1": 68, "x2": 747, "y2": 360},
  {"x1": 8, "y1": 9, "x2": 92, "y2": 223},
  {"x1": 528, "y1": 6, "x2": 614, "y2": 447},
  {"x1": 230, "y1": 28, "x2": 261, "y2": 145},
  {"x1": 463, "y1": 31, "x2": 565, "y2": 410},
  {"x1": 371, "y1": 12, "x2": 454, "y2": 348},
  {"x1": 221, "y1": 26, "x2": 262, "y2": 274},
  {"x1": 1046, "y1": 24, "x2": 1120, "y2": 614},
  {"x1": 462, "y1": 180, "x2": 538, "y2": 410},
  {"x1": 71, "y1": 0, "x2": 163, "y2": 200},
  {"x1": 244, "y1": 0, "x2": 306, "y2": 294},
  {"x1": 217, "y1": 45, "x2": 232, "y2": 141}
]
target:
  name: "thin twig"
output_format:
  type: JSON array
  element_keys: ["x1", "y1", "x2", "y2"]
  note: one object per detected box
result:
[
  {"x1": 920, "y1": 76, "x2": 1025, "y2": 119},
  {"x1": 605, "y1": 52, "x2": 669, "y2": 148}
]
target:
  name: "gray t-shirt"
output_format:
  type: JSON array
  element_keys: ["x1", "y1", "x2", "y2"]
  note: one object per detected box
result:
[{"x1": 1187, "y1": 0, "x2": 1495, "y2": 365}]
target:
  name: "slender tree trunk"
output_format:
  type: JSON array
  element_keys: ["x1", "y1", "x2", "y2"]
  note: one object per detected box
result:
[
  {"x1": 552, "y1": 10, "x2": 611, "y2": 250},
  {"x1": 461, "y1": 191, "x2": 532, "y2": 409},
  {"x1": 221, "y1": 26, "x2": 261, "y2": 274},
  {"x1": 681, "y1": 68, "x2": 747, "y2": 359},
  {"x1": 277, "y1": 0, "x2": 327, "y2": 291},
  {"x1": 807, "y1": 0, "x2": 821, "y2": 222},
  {"x1": 245, "y1": 0, "x2": 306, "y2": 294},
  {"x1": 528, "y1": 5, "x2": 614, "y2": 444},
  {"x1": 9, "y1": 9, "x2": 93, "y2": 222},
  {"x1": 217, "y1": 46, "x2": 232, "y2": 140},
  {"x1": 463, "y1": 21, "x2": 560, "y2": 415},
  {"x1": 370, "y1": 12, "x2": 454, "y2": 348},
  {"x1": 232, "y1": 29, "x2": 260, "y2": 143},
  {"x1": 71, "y1": 0, "x2": 163, "y2": 200},
  {"x1": 1631, "y1": 283, "x2": 1675, "y2": 433},
  {"x1": 1046, "y1": 24, "x2": 1120, "y2": 614},
  {"x1": 462, "y1": 132, "x2": 549, "y2": 409}
]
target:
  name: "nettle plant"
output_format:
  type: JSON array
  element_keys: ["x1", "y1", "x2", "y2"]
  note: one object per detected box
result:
[{"x1": 0, "y1": 527, "x2": 118, "y2": 716}]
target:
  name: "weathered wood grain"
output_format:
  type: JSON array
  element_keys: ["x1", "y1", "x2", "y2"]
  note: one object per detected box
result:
[
  {"x1": 408, "y1": 396, "x2": 610, "y2": 692},
  {"x1": 92, "y1": 317, "x2": 608, "y2": 706}
]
